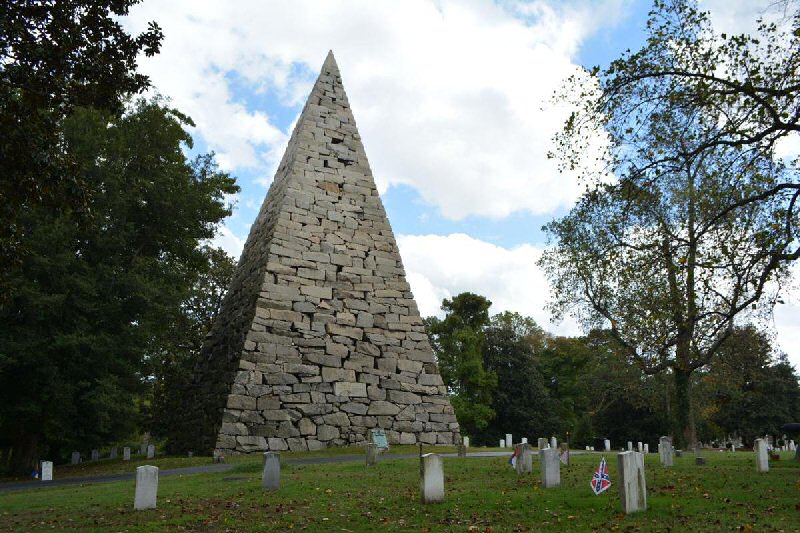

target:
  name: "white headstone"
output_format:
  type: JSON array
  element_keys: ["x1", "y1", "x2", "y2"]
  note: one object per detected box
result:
[
  {"x1": 617, "y1": 451, "x2": 647, "y2": 514},
  {"x1": 71, "y1": 451, "x2": 80, "y2": 465},
  {"x1": 109, "y1": 447, "x2": 118, "y2": 459},
  {"x1": 637, "y1": 442, "x2": 643, "y2": 453},
  {"x1": 585, "y1": 446, "x2": 590, "y2": 451},
  {"x1": 538, "y1": 437, "x2": 549, "y2": 450},
  {"x1": 463, "y1": 436, "x2": 469, "y2": 448},
  {"x1": 550, "y1": 436, "x2": 557, "y2": 449},
  {"x1": 40, "y1": 461, "x2": 53, "y2": 481},
  {"x1": 420, "y1": 453, "x2": 444, "y2": 504},
  {"x1": 515, "y1": 444, "x2": 533, "y2": 475},
  {"x1": 540, "y1": 448, "x2": 560, "y2": 488},
  {"x1": 521, "y1": 437, "x2": 528, "y2": 444},
  {"x1": 659, "y1": 436, "x2": 673, "y2": 467},
  {"x1": 730, "y1": 443, "x2": 735, "y2": 453},
  {"x1": 754, "y1": 438, "x2": 769, "y2": 473},
  {"x1": 91, "y1": 449, "x2": 99, "y2": 461},
  {"x1": 146, "y1": 444, "x2": 155, "y2": 459},
  {"x1": 262, "y1": 452, "x2": 280, "y2": 490},
  {"x1": 134, "y1": 465, "x2": 158, "y2": 510},
  {"x1": 123, "y1": 447, "x2": 131, "y2": 461},
  {"x1": 500, "y1": 439, "x2": 505, "y2": 448},
  {"x1": 627, "y1": 441, "x2": 633, "y2": 451},
  {"x1": 505, "y1": 434, "x2": 513, "y2": 447},
  {"x1": 643, "y1": 444, "x2": 649, "y2": 454},
  {"x1": 604, "y1": 439, "x2": 611, "y2": 451}
]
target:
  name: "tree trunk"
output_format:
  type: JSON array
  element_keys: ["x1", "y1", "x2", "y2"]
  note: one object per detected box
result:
[
  {"x1": 673, "y1": 368, "x2": 696, "y2": 449},
  {"x1": 9, "y1": 431, "x2": 38, "y2": 476}
]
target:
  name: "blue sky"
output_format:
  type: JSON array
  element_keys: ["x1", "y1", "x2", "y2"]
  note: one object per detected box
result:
[{"x1": 123, "y1": 0, "x2": 800, "y2": 368}]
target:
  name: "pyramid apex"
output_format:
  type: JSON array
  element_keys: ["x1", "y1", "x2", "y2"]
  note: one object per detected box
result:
[{"x1": 323, "y1": 50, "x2": 339, "y2": 71}]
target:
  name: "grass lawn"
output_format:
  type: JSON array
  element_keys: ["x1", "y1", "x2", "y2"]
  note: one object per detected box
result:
[{"x1": 1, "y1": 449, "x2": 798, "y2": 532}]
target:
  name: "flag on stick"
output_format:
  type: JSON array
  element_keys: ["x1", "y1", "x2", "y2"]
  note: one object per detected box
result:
[
  {"x1": 508, "y1": 446, "x2": 518, "y2": 468},
  {"x1": 590, "y1": 456, "x2": 611, "y2": 495}
]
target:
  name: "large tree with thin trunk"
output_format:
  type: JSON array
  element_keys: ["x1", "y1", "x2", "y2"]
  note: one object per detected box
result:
[{"x1": 541, "y1": 0, "x2": 798, "y2": 448}]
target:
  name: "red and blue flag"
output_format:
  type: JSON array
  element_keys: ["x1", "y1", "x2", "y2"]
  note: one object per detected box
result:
[{"x1": 591, "y1": 456, "x2": 611, "y2": 495}]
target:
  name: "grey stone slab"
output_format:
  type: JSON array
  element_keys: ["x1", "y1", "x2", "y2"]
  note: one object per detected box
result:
[
  {"x1": 540, "y1": 448, "x2": 560, "y2": 487},
  {"x1": 754, "y1": 438, "x2": 769, "y2": 473},
  {"x1": 617, "y1": 452, "x2": 646, "y2": 514},
  {"x1": 262, "y1": 452, "x2": 280, "y2": 490},
  {"x1": 134, "y1": 465, "x2": 158, "y2": 510},
  {"x1": 420, "y1": 453, "x2": 444, "y2": 504},
  {"x1": 659, "y1": 436, "x2": 673, "y2": 467}
]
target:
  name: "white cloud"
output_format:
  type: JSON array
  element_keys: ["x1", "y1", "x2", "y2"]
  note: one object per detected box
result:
[
  {"x1": 397, "y1": 233, "x2": 581, "y2": 336},
  {"x1": 209, "y1": 225, "x2": 245, "y2": 259},
  {"x1": 123, "y1": 0, "x2": 618, "y2": 220}
]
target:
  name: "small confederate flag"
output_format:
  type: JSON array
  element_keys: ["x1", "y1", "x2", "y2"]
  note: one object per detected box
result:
[
  {"x1": 591, "y1": 457, "x2": 611, "y2": 495},
  {"x1": 508, "y1": 447, "x2": 518, "y2": 468}
]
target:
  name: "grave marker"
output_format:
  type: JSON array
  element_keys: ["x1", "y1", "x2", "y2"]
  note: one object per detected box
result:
[
  {"x1": 91, "y1": 449, "x2": 99, "y2": 461},
  {"x1": 109, "y1": 447, "x2": 117, "y2": 459},
  {"x1": 71, "y1": 452, "x2": 80, "y2": 465},
  {"x1": 500, "y1": 439, "x2": 505, "y2": 448},
  {"x1": 463, "y1": 436, "x2": 469, "y2": 449},
  {"x1": 505, "y1": 434, "x2": 513, "y2": 447},
  {"x1": 515, "y1": 443, "x2": 533, "y2": 475},
  {"x1": 643, "y1": 444, "x2": 649, "y2": 454},
  {"x1": 40, "y1": 461, "x2": 53, "y2": 481},
  {"x1": 659, "y1": 436, "x2": 673, "y2": 467},
  {"x1": 754, "y1": 438, "x2": 769, "y2": 473},
  {"x1": 617, "y1": 451, "x2": 647, "y2": 514},
  {"x1": 123, "y1": 447, "x2": 131, "y2": 461},
  {"x1": 146, "y1": 444, "x2": 155, "y2": 459},
  {"x1": 262, "y1": 452, "x2": 280, "y2": 490},
  {"x1": 366, "y1": 443, "x2": 378, "y2": 466},
  {"x1": 134, "y1": 465, "x2": 158, "y2": 510},
  {"x1": 370, "y1": 429, "x2": 389, "y2": 451},
  {"x1": 537, "y1": 437, "x2": 548, "y2": 449},
  {"x1": 420, "y1": 453, "x2": 444, "y2": 503},
  {"x1": 637, "y1": 442, "x2": 643, "y2": 453},
  {"x1": 627, "y1": 441, "x2": 633, "y2": 451},
  {"x1": 540, "y1": 448, "x2": 560, "y2": 488},
  {"x1": 521, "y1": 437, "x2": 528, "y2": 444},
  {"x1": 550, "y1": 436, "x2": 557, "y2": 449},
  {"x1": 604, "y1": 439, "x2": 611, "y2": 452}
]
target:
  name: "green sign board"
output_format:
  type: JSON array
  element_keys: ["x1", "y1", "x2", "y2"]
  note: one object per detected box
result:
[{"x1": 370, "y1": 429, "x2": 389, "y2": 449}]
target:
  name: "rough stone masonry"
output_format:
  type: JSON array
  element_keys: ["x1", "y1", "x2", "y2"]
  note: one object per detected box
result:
[{"x1": 171, "y1": 51, "x2": 460, "y2": 455}]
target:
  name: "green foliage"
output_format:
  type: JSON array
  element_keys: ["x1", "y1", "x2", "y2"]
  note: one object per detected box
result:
[
  {"x1": 151, "y1": 246, "x2": 236, "y2": 442},
  {"x1": 699, "y1": 326, "x2": 800, "y2": 444},
  {"x1": 475, "y1": 312, "x2": 558, "y2": 445},
  {"x1": 0, "y1": 0, "x2": 163, "y2": 271},
  {"x1": 0, "y1": 100, "x2": 238, "y2": 474},
  {"x1": 425, "y1": 293, "x2": 497, "y2": 436}
]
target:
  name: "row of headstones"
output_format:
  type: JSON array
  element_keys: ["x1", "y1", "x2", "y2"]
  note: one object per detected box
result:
[
  {"x1": 498, "y1": 435, "x2": 558, "y2": 449},
  {"x1": 70, "y1": 444, "x2": 156, "y2": 465},
  {"x1": 124, "y1": 436, "x2": 780, "y2": 513},
  {"x1": 658, "y1": 436, "x2": 779, "y2": 473},
  {"x1": 499, "y1": 435, "x2": 655, "y2": 454},
  {"x1": 37, "y1": 445, "x2": 157, "y2": 481}
]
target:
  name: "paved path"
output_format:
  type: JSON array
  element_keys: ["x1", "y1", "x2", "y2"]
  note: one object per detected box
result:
[{"x1": 0, "y1": 451, "x2": 514, "y2": 494}]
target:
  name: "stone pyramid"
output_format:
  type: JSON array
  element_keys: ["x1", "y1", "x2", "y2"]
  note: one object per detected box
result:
[{"x1": 174, "y1": 51, "x2": 460, "y2": 455}]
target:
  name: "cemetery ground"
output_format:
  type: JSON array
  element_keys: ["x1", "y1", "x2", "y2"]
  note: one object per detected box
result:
[{"x1": 1, "y1": 448, "x2": 798, "y2": 532}]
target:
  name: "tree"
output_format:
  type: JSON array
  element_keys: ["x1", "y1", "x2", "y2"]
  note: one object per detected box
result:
[
  {"x1": 543, "y1": 0, "x2": 796, "y2": 447},
  {"x1": 556, "y1": 0, "x2": 799, "y2": 263},
  {"x1": 151, "y1": 246, "x2": 236, "y2": 444},
  {"x1": 0, "y1": 99, "x2": 238, "y2": 473},
  {"x1": 474, "y1": 312, "x2": 558, "y2": 446},
  {"x1": 425, "y1": 293, "x2": 497, "y2": 437},
  {"x1": 702, "y1": 326, "x2": 800, "y2": 444},
  {"x1": 0, "y1": 1, "x2": 163, "y2": 273}
]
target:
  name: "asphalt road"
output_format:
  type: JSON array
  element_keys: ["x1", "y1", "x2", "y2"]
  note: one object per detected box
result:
[{"x1": 0, "y1": 451, "x2": 514, "y2": 494}]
